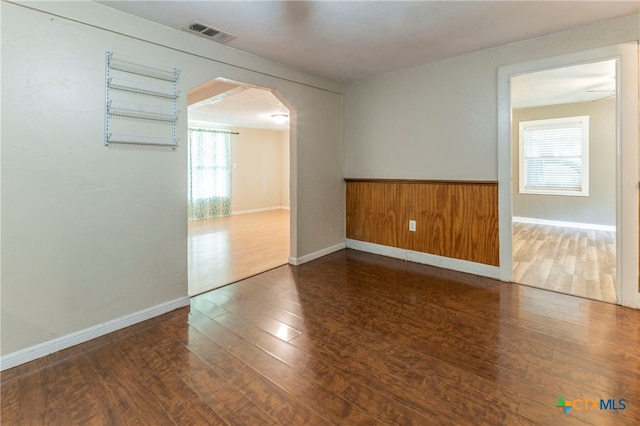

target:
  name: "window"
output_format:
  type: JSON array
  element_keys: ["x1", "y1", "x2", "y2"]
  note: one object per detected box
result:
[
  {"x1": 519, "y1": 116, "x2": 589, "y2": 196},
  {"x1": 190, "y1": 134, "x2": 230, "y2": 199},
  {"x1": 187, "y1": 128, "x2": 232, "y2": 220}
]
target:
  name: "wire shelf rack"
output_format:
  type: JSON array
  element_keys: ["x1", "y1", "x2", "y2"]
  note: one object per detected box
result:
[{"x1": 105, "y1": 52, "x2": 180, "y2": 148}]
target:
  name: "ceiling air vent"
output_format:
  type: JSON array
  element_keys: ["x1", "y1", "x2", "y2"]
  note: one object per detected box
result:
[{"x1": 185, "y1": 21, "x2": 236, "y2": 44}]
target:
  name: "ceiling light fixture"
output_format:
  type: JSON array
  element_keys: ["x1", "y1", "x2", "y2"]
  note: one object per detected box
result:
[{"x1": 271, "y1": 113, "x2": 289, "y2": 124}]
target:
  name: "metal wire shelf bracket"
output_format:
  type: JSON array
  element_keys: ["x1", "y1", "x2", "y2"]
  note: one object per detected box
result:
[
  {"x1": 107, "y1": 52, "x2": 180, "y2": 82},
  {"x1": 105, "y1": 52, "x2": 180, "y2": 149},
  {"x1": 107, "y1": 101, "x2": 179, "y2": 122},
  {"x1": 108, "y1": 78, "x2": 180, "y2": 99},
  {"x1": 106, "y1": 133, "x2": 179, "y2": 148}
]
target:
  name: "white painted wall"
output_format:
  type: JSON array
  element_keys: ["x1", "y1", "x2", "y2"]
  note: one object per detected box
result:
[
  {"x1": 1, "y1": 2, "x2": 344, "y2": 358},
  {"x1": 344, "y1": 14, "x2": 639, "y2": 180},
  {"x1": 512, "y1": 99, "x2": 616, "y2": 226},
  {"x1": 229, "y1": 127, "x2": 289, "y2": 213},
  {"x1": 280, "y1": 130, "x2": 291, "y2": 209}
]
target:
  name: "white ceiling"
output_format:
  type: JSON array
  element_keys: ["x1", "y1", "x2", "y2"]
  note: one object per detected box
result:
[
  {"x1": 98, "y1": 0, "x2": 638, "y2": 83},
  {"x1": 188, "y1": 82, "x2": 290, "y2": 131},
  {"x1": 97, "y1": 1, "x2": 637, "y2": 129},
  {"x1": 511, "y1": 59, "x2": 617, "y2": 109}
]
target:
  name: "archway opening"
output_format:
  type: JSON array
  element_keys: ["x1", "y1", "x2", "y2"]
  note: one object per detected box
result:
[{"x1": 186, "y1": 78, "x2": 292, "y2": 296}]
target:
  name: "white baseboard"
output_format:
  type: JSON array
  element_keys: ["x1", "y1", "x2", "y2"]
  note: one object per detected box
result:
[
  {"x1": 513, "y1": 216, "x2": 615, "y2": 232},
  {"x1": 346, "y1": 239, "x2": 501, "y2": 280},
  {"x1": 232, "y1": 206, "x2": 289, "y2": 215},
  {"x1": 0, "y1": 296, "x2": 190, "y2": 371},
  {"x1": 288, "y1": 242, "x2": 346, "y2": 266}
]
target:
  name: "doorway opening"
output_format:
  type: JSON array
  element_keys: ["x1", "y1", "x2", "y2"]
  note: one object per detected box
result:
[
  {"x1": 186, "y1": 78, "x2": 291, "y2": 296},
  {"x1": 498, "y1": 43, "x2": 639, "y2": 309},
  {"x1": 510, "y1": 60, "x2": 617, "y2": 303}
]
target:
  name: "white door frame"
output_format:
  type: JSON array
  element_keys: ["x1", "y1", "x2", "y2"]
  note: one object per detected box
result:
[{"x1": 497, "y1": 43, "x2": 639, "y2": 308}]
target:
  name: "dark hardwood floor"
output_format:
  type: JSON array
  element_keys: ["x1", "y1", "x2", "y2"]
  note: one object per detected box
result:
[{"x1": 2, "y1": 249, "x2": 639, "y2": 425}]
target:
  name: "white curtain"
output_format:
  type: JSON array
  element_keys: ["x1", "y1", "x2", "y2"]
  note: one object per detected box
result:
[{"x1": 188, "y1": 128, "x2": 231, "y2": 221}]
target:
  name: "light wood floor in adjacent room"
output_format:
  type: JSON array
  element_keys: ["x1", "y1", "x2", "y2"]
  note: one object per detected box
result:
[
  {"x1": 513, "y1": 222, "x2": 616, "y2": 303},
  {"x1": 3, "y1": 249, "x2": 639, "y2": 425},
  {"x1": 188, "y1": 209, "x2": 290, "y2": 295}
]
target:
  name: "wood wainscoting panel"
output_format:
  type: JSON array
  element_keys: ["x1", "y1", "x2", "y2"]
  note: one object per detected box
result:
[
  {"x1": 451, "y1": 183, "x2": 500, "y2": 265},
  {"x1": 405, "y1": 183, "x2": 454, "y2": 257},
  {"x1": 346, "y1": 179, "x2": 499, "y2": 266},
  {"x1": 346, "y1": 181, "x2": 402, "y2": 248}
]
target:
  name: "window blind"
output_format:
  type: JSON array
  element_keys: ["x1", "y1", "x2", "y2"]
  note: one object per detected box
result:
[{"x1": 519, "y1": 116, "x2": 589, "y2": 196}]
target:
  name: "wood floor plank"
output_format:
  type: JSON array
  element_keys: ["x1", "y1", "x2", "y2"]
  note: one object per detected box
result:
[
  {"x1": 1, "y1": 370, "x2": 47, "y2": 425},
  {"x1": 187, "y1": 309, "x2": 245, "y2": 350},
  {"x1": 211, "y1": 290, "x2": 480, "y2": 422},
  {"x1": 39, "y1": 355, "x2": 106, "y2": 425},
  {"x1": 273, "y1": 281, "x2": 530, "y2": 382},
  {"x1": 3, "y1": 249, "x2": 639, "y2": 425},
  {"x1": 228, "y1": 339, "x2": 381, "y2": 425},
  {"x1": 226, "y1": 363, "x2": 333, "y2": 426},
  {"x1": 188, "y1": 209, "x2": 289, "y2": 295},
  {"x1": 190, "y1": 297, "x2": 229, "y2": 320},
  {"x1": 178, "y1": 326, "x2": 249, "y2": 380},
  {"x1": 512, "y1": 222, "x2": 616, "y2": 303},
  {"x1": 169, "y1": 398, "x2": 227, "y2": 426},
  {"x1": 287, "y1": 332, "x2": 468, "y2": 425},
  {"x1": 179, "y1": 325, "x2": 332, "y2": 425},
  {"x1": 213, "y1": 312, "x2": 351, "y2": 395},
  {"x1": 82, "y1": 348, "x2": 177, "y2": 425},
  {"x1": 156, "y1": 340, "x2": 278, "y2": 426},
  {"x1": 338, "y1": 380, "x2": 442, "y2": 426}
]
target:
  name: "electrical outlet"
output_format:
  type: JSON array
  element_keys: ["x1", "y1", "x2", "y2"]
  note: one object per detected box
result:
[{"x1": 409, "y1": 220, "x2": 416, "y2": 232}]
